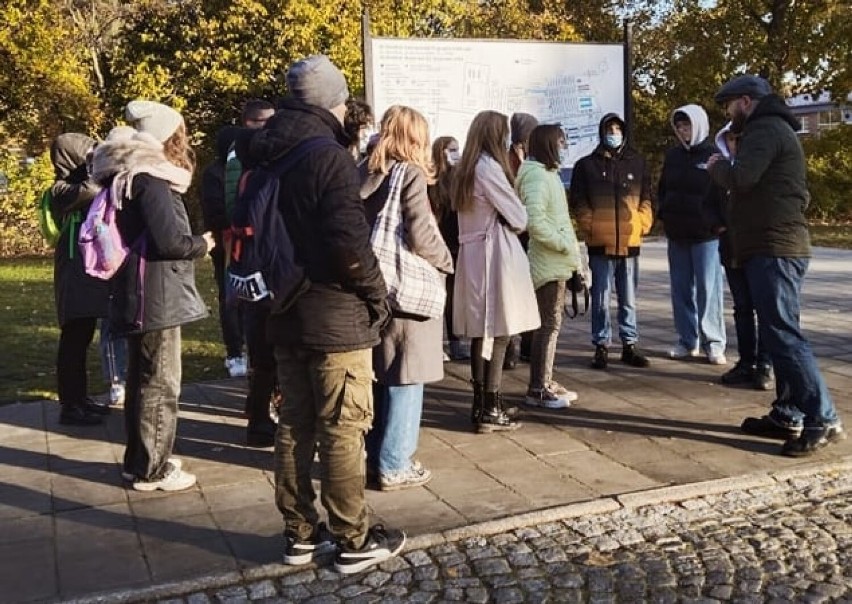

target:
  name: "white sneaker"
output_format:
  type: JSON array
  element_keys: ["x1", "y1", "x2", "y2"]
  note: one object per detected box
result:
[
  {"x1": 225, "y1": 356, "x2": 247, "y2": 378},
  {"x1": 122, "y1": 457, "x2": 182, "y2": 482},
  {"x1": 668, "y1": 344, "x2": 700, "y2": 359},
  {"x1": 109, "y1": 382, "x2": 125, "y2": 406},
  {"x1": 525, "y1": 384, "x2": 574, "y2": 409},
  {"x1": 546, "y1": 381, "x2": 579, "y2": 402},
  {"x1": 707, "y1": 352, "x2": 727, "y2": 365},
  {"x1": 127, "y1": 460, "x2": 195, "y2": 492}
]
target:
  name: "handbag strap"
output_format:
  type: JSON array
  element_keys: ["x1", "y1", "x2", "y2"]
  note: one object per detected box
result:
[{"x1": 373, "y1": 162, "x2": 408, "y2": 238}]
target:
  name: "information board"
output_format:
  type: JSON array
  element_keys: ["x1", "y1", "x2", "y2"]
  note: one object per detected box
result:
[{"x1": 366, "y1": 37, "x2": 625, "y2": 171}]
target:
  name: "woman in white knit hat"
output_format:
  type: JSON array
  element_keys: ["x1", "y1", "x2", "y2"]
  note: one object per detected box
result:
[{"x1": 91, "y1": 101, "x2": 215, "y2": 492}]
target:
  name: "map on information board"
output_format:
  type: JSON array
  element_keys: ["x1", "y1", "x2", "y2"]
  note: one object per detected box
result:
[{"x1": 366, "y1": 37, "x2": 625, "y2": 176}]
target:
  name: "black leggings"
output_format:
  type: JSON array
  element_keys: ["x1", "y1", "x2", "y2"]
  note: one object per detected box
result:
[
  {"x1": 57, "y1": 318, "x2": 98, "y2": 405},
  {"x1": 470, "y1": 336, "x2": 510, "y2": 393}
]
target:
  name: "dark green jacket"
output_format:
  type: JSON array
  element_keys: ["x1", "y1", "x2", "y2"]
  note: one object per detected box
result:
[{"x1": 708, "y1": 94, "x2": 810, "y2": 263}]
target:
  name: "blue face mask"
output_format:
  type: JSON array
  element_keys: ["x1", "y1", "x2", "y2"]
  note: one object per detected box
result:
[{"x1": 605, "y1": 133, "x2": 623, "y2": 149}]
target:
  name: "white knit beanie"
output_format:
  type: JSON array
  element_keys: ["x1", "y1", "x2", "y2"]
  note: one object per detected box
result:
[{"x1": 124, "y1": 100, "x2": 184, "y2": 143}]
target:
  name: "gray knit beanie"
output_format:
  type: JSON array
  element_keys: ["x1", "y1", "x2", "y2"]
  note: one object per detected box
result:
[
  {"x1": 286, "y1": 55, "x2": 349, "y2": 111},
  {"x1": 124, "y1": 100, "x2": 184, "y2": 143}
]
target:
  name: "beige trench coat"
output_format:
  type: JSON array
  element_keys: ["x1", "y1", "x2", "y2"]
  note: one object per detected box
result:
[{"x1": 453, "y1": 155, "x2": 540, "y2": 346}]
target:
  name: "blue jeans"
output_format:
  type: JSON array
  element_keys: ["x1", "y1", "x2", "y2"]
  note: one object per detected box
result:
[
  {"x1": 667, "y1": 239, "x2": 726, "y2": 356},
  {"x1": 744, "y1": 256, "x2": 837, "y2": 427},
  {"x1": 365, "y1": 383, "x2": 424, "y2": 475},
  {"x1": 724, "y1": 266, "x2": 771, "y2": 367},
  {"x1": 123, "y1": 327, "x2": 182, "y2": 481},
  {"x1": 589, "y1": 255, "x2": 639, "y2": 346}
]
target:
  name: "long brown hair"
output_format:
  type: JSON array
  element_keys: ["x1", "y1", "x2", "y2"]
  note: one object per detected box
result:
[
  {"x1": 162, "y1": 122, "x2": 195, "y2": 174},
  {"x1": 431, "y1": 136, "x2": 457, "y2": 181},
  {"x1": 367, "y1": 105, "x2": 433, "y2": 181},
  {"x1": 451, "y1": 111, "x2": 513, "y2": 212},
  {"x1": 527, "y1": 124, "x2": 565, "y2": 171}
]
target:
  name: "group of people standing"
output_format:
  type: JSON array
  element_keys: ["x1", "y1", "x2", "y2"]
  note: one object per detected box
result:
[{"x1": 46, "y1": 51, "x2": 843, "y2": 576}]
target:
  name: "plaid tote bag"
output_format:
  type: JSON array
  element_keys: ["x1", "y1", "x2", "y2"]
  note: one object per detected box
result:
[{"x1": 370, "y1": 162, "x2": 446, "y2": 320}]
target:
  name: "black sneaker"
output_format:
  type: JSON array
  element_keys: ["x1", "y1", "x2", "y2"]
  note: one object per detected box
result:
[
  {"x1": 741, "y1": 414, "x2": 803, "y2": 440},
  {"x1": 621, "y1": 344, "x2": 650, "y2": 368},
  {"x1": 333, "y1": 524, "x2": 406, "y2": 574},
  {"x1": 591, "y1": 345, "x2": 608, "y2": 370},
  {"x1": 752, "y1": 364, "x2": 774, "y2": 391},
  {"x1": 781, "y1": 423, "x2": 846, "y2": 457},
  {"x1": 721, "y1": 361, "x2": 755, "y2": 385},
  {"x1": 59, "y1": 404, "x2": 103, "y2": 426},
  {"x1": 283, "y1": 522, "x2": 337, "y2": 565}
]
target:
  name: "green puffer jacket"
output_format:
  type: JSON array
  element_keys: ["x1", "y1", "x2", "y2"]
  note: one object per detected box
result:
[
  {"x1": 708, "y1": 94, "x2": 810, "y2": 263},
  {"x1": 515, "y1": 159, "x2": 581, "y2": 290}
]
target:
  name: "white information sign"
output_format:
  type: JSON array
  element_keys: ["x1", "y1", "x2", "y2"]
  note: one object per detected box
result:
[{"x1": 366, "y1": 37, "x2": 625, "y2": 170}]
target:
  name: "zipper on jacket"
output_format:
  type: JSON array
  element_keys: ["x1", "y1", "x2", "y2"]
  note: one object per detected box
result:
[{"x1": 611, "y1": 156, "x2": 621, "y2": 253}]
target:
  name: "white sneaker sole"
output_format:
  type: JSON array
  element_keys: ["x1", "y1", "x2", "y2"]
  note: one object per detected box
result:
[
  {"x1": 334, "y1": 534, "x2": 406, "y2": 574},
  {"x1": 283, "y1": 541, "x2": 337, "y2": 565}
]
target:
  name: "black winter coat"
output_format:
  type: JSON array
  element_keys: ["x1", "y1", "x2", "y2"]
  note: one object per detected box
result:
[
  {"x1": 657, "y1": 139, "x2": 721, "y2": 243},
  {"x1": 243, "y1": 98, "x2": 388, "y2": 353},
  {"x1": 49, "y1": 134, "x2": 109, "y2": 327},
  {"x1": 112, "y1": 174, "x2": 209, "y2": 334}
]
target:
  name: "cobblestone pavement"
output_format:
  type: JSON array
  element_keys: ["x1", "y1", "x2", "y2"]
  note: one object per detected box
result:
[{"x1": 135, "y1": 469, "x2": 852, "y2": 604}]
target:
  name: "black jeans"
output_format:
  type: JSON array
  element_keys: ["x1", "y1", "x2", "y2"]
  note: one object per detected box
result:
[
  {"x1": 211, "y1": 247, "x2": 245, "y2": 358},
  {"x1": 244, "y1": 304, "x2": 277, "y2": 425},
  {"x1": 123, "y1": 327, "x2": 182, "y2": 481},
  {"x1": 470, "y1": 336, "x2": 510, "y2": 392},
  {"x1": 57, "y1": 318, "x2": 98, "y2": 405},
  {"x1": 725, "y1": 266, "x2": 771, "y2": 367}
]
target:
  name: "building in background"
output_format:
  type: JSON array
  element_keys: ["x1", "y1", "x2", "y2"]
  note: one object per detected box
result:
[{"x1": 787, "y1": 91, "x2": 852, "y2": 137}]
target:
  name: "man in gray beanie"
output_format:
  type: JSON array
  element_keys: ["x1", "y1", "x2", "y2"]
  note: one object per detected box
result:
[
  {"x1": 242, "y1": 54, "x2": 405, "y2": 573},
  {"x1": 707, "y1": 74, "x2": 844, "y2": 457}
]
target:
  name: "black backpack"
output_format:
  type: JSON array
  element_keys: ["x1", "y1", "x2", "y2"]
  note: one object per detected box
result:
[{"x1": 226, "y1": 136, "x2": 339, "y2": 314}]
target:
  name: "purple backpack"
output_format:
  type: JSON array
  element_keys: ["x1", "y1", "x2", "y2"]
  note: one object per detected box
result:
[{"x1": 78, "y1": 188, "x2": 129, "y2": 279}]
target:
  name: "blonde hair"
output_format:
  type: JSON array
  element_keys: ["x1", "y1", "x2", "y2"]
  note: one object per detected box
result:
[
  {"x1": 452, "y1": 111, "x2": 514, "y2": 212},
  {"x1": 367, "y1": 105, "x2": 434, "y2": 181},
  {"x1": 162, "y1": 122, "x2": 195, "y2": 175}
]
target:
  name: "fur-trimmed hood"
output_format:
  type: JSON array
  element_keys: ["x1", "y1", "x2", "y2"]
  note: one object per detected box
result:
[{"x1": 91, "y1": 128, "x2": 192, "y2": 207}]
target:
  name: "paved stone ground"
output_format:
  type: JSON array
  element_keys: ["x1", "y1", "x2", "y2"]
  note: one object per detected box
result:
[
  {"x1": 2, "y1": 241, "x2": 851, "y2": 603},
  {"x1": 106, "y1": 467, "x2": 852, "y2": 603}
]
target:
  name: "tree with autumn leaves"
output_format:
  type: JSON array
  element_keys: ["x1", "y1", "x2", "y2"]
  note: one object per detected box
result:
[{"x1": 1, "y1": 0, "x2": 850, "y2": 254}]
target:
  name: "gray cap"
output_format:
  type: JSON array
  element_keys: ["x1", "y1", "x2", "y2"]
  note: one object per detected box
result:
[
  {"x1": 714, "y1": 75, "x2": 773, "y2": 104},
  {"x1": 286, "y1": 55, "x2": 349, "y2": 111}
]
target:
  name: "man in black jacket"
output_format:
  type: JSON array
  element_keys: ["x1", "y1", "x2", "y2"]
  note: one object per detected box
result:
[
  {"x1": 708, "y1": 74, "x2": 844, "y2": 457},
  {"x1": 244, "y1": 55, "x2": 404, "y2": 574}
]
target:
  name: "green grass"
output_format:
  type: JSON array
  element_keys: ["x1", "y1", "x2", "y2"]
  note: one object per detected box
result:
[{"x1": 0, "y1": 257, "x2": 225, "y2": 404}]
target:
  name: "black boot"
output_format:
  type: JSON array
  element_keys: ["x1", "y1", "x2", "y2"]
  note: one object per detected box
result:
[
  {"x1": 470, "y1": 380, "x2": 484, "y2": 424},
  {"x1": 477, "y1": 392, "x2": 521, "y2": 433}
]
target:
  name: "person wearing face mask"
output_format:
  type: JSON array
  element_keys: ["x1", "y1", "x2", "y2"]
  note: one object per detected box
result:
[
  {"x1": 428, "y1": 136, "x2": 468, "y2": 361},
  {"x1": 657, "y1": 104, "x2": 727, "y2": 367},
  {"x1": 569, "y1": 114, "x2": 654, "y2": 370},
  {"x1": 707, "y1": 74, "x2": 844, "y2": 457},
  {"x1": 515, "y1": 125, "x2": 582, "y2": 408}
]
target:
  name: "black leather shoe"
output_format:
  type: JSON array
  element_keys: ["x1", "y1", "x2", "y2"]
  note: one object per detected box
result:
[{"x1": 85, "y1": 398, "x2": 111, "y2": 416}]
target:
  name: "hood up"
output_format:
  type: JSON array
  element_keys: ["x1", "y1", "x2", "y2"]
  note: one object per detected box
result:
[
  {"x1": 671, "y1": 104, "x2": 709, "y2": 149},
  {"x1": 50, "y1": 133, "x2": 96, "y2": 179}
]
